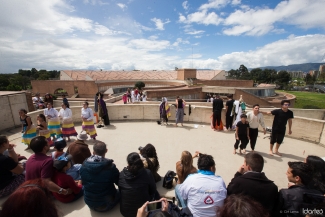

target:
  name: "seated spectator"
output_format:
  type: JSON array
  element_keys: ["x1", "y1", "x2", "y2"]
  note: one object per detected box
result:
[
  {"x1": 176, "y1": 151, "x2": 199, "y2": 184},
  {"x1": 218, "y1": 194, "x2": 270, "y2": 217},
  {"x1": 305, "y1": 155, "x2": 325, "y2": 194},
  {"x1": 66, "y1": 131, "x2": 91, "y2": 164},
  {"x1": 32, "y1": 93, "x2": 44, "y2": 109},
  {"x1": 25, "y1": 136, "x2": 72, "y2": 195},
  {"x1": 52, "y1": 155, "x2": 83, "y2": 203},
  {"x1": 0, "y1": 179, "x2": 59, "y2": 217},
  {"x1": 44, "y1": 93, "x2": 53, "y2": 108},
  {"x1": 176, "y1": 153, "x2": 227, "y2": 217},
  {"x1": 0, "y1": 135, "x2": 25, "y2": 198},
  {"x1": 137, "y1": 198, "x2": 183, "y2": 217},
  {"x1": 51, "y1": 138, "x2": 67, "y2": 159},
  {"x1": 80, "y1": 141, "x2": 120, "y2": 212},
  {"x1": 139, "y1": 143, "x2": 161, "y2": 182},
  {"x1": 119, "y1": 152, "x2": 157, "y2": 217},
  {"x1": 276, "y1": 162, "x2": 324, "y2": 216},
  {"x1": 227, "y1": 153, "x2": 278, "y2": 215}
]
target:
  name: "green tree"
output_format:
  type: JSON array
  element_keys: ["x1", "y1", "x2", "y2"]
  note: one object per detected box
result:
[
  {"x1": 276, "y1": 70, "x2": 291, "y2": 89},
  {"x1": 318, "y1": 71, "x2": 325, "y2": 83},
  {"x1": 227, "y1": 69, "x2": 239, "y2": 79},
  {"x1": 238, "y1": 65, "x2": 251, "y2": 80},
  {"x1": 135, "y1": 81, "x2": 145, "y2": 90},
  {"x1": 250, "y1": 68, "x2": 262, "y2": 83}
]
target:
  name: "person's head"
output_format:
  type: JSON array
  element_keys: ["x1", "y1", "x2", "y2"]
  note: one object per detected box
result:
[
  {"x1": 127, "y1": 152, "x2": 144, "y2": 175},
  {"x1": 45, "y1": 94, "x2": 50, "y2": 98},
  {"x1": 243, "y1": 153, "x2": 264, "y2": 172},
  {"x1": 99, "y1": 93, "x2": 104, "y2": 99},
  {"x1": 218, "y1": 194, "x2": 270, "y2": 217},
  {"x1": 0, "y1": 179, "x2": 59, "y2": 217},
  {"x1": 180, "y1": 151, "x2": 193, "y2": 167},
  {"x1": 286, "y1": 162, "x2": 312, "y2": 185},
  {"x1": 281, "y1": 100, "x2": 290, "y2": 110},
  {"x1": 19, "y1": 108, "x2": 27, "y2": 117},
  {"x1": 54, "y1": 139, "x2": 67, "y2": 151},
  {"x1": 30, "y1": 136, "x2": 49, "y2": 154},
  {"x1": 36, "y1": 93, "x2": 40, "y2": 97},
  {"x1": 61, "y1": 103, "x2": 67, "y2": 109},
  {"x1": 140, "y1": 143, "x2": 157, "y2": 158},
  {"x1": 0, "y1": 135, "x2": 9, "y2": 151},
  {"x1": 305, "y1": 155, "x2": 325, "y2": 193},
  {"x1": 240, "y1": 114, "x2": 247, "y2": 121},
  {"x1": 62, "y1": 94, "x2": 66, "y2": 98},
  {"x1": 93, "y1": 141, "x2": 107, "y2": 157},
  {"x1": 37, "y1": 114, "x2": 46, "y2": 122},
  {"x1": 83, "y1": 101, "x2": 89, "y2": 109},
  {"x1": 198, "y1": 154, "x2": 215, "y2": 173},
  {"x1": 252, "y1": 104, "x2": 260, "y2": 113},
  {"x1": 227, "y1": 94, "x2": 233, "y2": 99},
  {"x1": 47, "y1": 102, "x2": 52, "y2": 109},
  {"x1": 53, "y1": 155, "x2": 72, "y2": 172},
  {"x1": 77, "y1": 131, "x2": 88, "y2": 141},
  {"x1": 176, "y1": 96, "x2": 180, "y2": 99}
]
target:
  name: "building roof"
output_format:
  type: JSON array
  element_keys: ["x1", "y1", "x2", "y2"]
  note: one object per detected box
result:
[{"x1": 60, "y1": 70, "x2": 225, "y2": 81}]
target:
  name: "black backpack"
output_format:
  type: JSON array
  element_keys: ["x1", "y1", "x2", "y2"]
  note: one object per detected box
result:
[{"x1": 162, "y1": 170, "x2": 177, "y2": 189}]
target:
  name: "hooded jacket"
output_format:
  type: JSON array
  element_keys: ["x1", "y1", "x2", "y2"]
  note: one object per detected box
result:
[
  {"x1": 80, "y1": 156, "x2": 119, "y2": 208},
  {"x1": 118, "y1": 167, "x2": 156, "y2": 217},
  {"x1": 227, "y1": 171, "x2": 278, "y2": 215}
]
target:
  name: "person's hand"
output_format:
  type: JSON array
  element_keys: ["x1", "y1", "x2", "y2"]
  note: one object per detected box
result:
[
  {"x1": 136, "y1": 201, "x2": 149, "y2": 217},
  {"x1": 236, "y1": 137, "x2": 239, "y2": 140},
  {"x1": 238, "y1": 165, "x2": 245, "y2": 174},
  {"x1": 193, "y1": 151, "x2": 200, "y2": 158},
  {"x1": 263, "y1": 129, "x2": 266, "y2": 135},
  {"x1": 289, "y1": 130, "x2": 292, "y2": 135},
  {"x1": 160, "y1": 198, "x2": 168, "y2": 212},
  {"x1": 8, "y1": 144, "x2": 16, "y2": 150}
]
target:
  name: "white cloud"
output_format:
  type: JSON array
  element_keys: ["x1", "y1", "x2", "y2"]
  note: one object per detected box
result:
[
  {"x1": 199, "y1": 0, "x2": 230, "y2": 11},
  {"x1": 117, "y1": 3, "x2": 127, "y2": 10},
  {"x1": 172, "y1": 38, "x2": 190, "y2": 46},
  {"x1": 185, "y1": 30, "x2": 205, "y2": 35},
  {"x1": 188, "y1": 54, "x2": 202, "y2": 58},
  {"x1": 151, "y1": 18, "x2": 170, "y2": 30},
  {"x1": 231, "y1": 0, "x2": 241, "y2": 5},
  {"x1": 179, "y1": 10, "x2": 223, "y2": 26},
  {"x1": 182, "y1": 1, "x2": 189, "y2": 10}
]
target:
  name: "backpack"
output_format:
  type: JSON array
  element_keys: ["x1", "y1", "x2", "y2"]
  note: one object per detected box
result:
[{"x1": 162, "y1": 170, "x2": 177, "y2": 189}]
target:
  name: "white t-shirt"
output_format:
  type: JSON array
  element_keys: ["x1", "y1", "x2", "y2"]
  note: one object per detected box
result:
[{"x1": 178, "y1": 173, "x2": 227, "y2": 217}]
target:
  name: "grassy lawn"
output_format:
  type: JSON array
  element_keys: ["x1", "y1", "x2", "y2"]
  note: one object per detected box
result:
[{"x1": 278, "y1": 91, "x2": 325, "y2": 109}]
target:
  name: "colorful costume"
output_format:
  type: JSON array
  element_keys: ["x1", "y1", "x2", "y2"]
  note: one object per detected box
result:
[
  {"x1": 21, "y1": 116, "x2": 36, "y2": 146},
  {"x1": 59, "y1": 108, "x2": 78, "y2": 138},
  {"x1": 81, "y1": 107, "x2": 97, "y2": 139}
]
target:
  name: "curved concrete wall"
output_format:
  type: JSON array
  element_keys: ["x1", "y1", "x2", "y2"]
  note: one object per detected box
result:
[{"x1": 22, "y1": 104, "x2": 325, "y2": 146}]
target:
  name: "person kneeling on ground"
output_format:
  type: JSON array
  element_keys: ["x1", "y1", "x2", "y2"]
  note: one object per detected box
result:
[
  {"x1": 80, "y1": 141, "x2": 120, "y2": 212},
  {"x1": 52, "y1": 155, "x2": 83, "y2": 203},
  {"x1": 176, "y1": 153, "x2": 227, "y2": 217},
  {"x1": 119, "y1": 152, "x2": 158, "y2": 217}
]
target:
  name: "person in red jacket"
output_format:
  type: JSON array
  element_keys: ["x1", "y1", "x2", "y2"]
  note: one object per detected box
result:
[{"x1": 52, "y1": 155, "x2": 83, "y2": 203}]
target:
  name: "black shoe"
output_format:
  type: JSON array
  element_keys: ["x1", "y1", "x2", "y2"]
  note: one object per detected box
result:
[{"x1": 97, "y1": 125, "x2": 102, "y2": 128}]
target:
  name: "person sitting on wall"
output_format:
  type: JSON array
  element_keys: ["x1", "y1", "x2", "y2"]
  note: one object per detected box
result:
[{"x1": 44, "y1": 93, "x2": 54, "y2": 108}]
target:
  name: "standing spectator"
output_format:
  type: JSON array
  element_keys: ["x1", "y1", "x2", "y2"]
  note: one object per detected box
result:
[
  {"x1": 233, "y1": 114, "x2": 250, "y2": 154},
  {"x1": 44, "y1": 93, "x2": 54, "y2": 108},
  {"x1": 225, "y1": 94, "x2": 234, "y2": 131},
  {"x1": 175, "y1": 96, "x2": 186, "y2": 127},
  {"x1": 263, "y1": 100, "x2": 294, "y2": 156},
  {"x1": 25, "y1": 136, "x2": 72, "y2": 195},
  {"x1": 246, "y1": 104, "x2": 266, "y2": 152},
  {"x1": 81, "y1": 101, "x2": 97, "y2": 140},
  {"x1": 118, "y1": 152, "x2": 157, "y2": 217},
  {"x1": 139, "y1": 143, "x2": 161, "y2": 183},
  {"x1": 160, "y1": 97, "x2": 170, "y2": 125},
  {"x1": 127, "y1": 88, "x2": 131, "y2": 103},
  {"x1": 19, "y1": 108, "x2": 36, "y2": 150},
  {"x1": 0, "y1": 179, "x2": 59, "y2": 217},
  {"x1": 305, "y1": 155, "x2": 325, "y2": 194},
  {"x1": 0, "y1": 135, "x2": 25, "y2": 198},
  {"x1": 62, "y1": 94, "x2": 69, "y2": 108},
  {"x1": 227, "y1": 153, "x2": 278, "y2": 215},
  {"x1": 66, "y1": 131, "x2": 91, "y2": 164},
  {"x1": 122, "y1": 93, "x2": 128, "y2": 104},
  {"x1": 52, "y1": 155, "x2": 83, "y2": 203},
  {"x1": 131, "y1": 88, "x2": 136, "y2": 103},
  {"x1": 98, "y1": 93, "x2": 110, "y2": 127},
  {"x1": 36, "y1": 114, "x2": 53, "y2": 146},
  {"x1": 276, "y1": 162, "x2": 323, "y2": 216},
  {"x1": 58, "y1": 103, "x2": 78, "y2": 142},
  {"x1": 176, "y1": 153, "x2": 227, "y2": 217},
  {"x1": 44, "y1": 103, "x2": 61, "y2": 140},
  {"x1": 212, "y1": 94, "x2": 224, "y2": 131},
  {"x1": 80, "y1": 141, "x2": 120, "y2": 212}
]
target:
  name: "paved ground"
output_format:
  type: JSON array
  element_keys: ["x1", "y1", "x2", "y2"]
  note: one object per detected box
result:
[{"x1": 1, "y1": 121, "x2": 325, "y2": 217}]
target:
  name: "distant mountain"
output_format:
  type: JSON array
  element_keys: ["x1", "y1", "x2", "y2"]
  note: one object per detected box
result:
[{"x1": 250, "y1": 63, "x2": 323, "y2": 72}]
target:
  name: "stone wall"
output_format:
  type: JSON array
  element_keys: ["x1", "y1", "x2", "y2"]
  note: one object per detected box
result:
[
  {"x1": 146, "y1": 87, "x2": 203, "y2": 99},
  {"x1": 195, "y1": 79, "x2": 254, "y2": 87}
]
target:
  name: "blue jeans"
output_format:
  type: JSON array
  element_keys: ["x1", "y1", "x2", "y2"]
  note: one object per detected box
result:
[
  {"x1": 175, "y1": 184, "x2": 187, "y2": 208},
  {"x1": 91, "y1": 190, "x2": 120, "y2": 212}
]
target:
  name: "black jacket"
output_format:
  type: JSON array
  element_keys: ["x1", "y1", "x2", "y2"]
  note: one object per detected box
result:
[
  {"x1": 118, "y1": 168, "x2": 156, "y2": 217},
  {"x1": 227, "y1": 171, "x2": 278, "y2": 215},
  {"x1": 212, "y1": 98, "x2": 224, "y2": 113},
  {"x1": 276, "y1": 185, "x2": 324, "y2": 217}
]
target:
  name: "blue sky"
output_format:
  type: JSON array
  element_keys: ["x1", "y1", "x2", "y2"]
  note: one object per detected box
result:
[{"x1": 0, "y1": 0, "x2": 325, "y2": 73}]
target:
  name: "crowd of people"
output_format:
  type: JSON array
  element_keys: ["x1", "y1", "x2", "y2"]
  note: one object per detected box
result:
[
  {"x1": 0, "y1": 134, "x2": 324, "y2": 217},
  {"x1": 122, "y1": 88, "x2": 147, "y2": 104}
]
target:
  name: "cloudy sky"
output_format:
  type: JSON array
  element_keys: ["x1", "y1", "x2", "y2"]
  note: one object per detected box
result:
[{"x1": 1, "y1": 0, "x2": 325, "y2": 73}]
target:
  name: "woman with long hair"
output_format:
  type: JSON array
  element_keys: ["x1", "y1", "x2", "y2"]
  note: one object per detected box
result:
[
  {"x1": 0, "y1": 135, "x2": 25, "y2": 198},
  {"x1": 140, "y1": 143, "x2": 161, "y2": 182},
  {"x1": 118, "y1": 152, "x2": 157, "y2": 217},
  {"x1": 305, "y1": 155, "x2": 325, "y2": 194},
  {"x1": 44, "y1": 102, "x2": 61, "y2": 140},
  {"x1": 0, "y1": 179, "x2": 59, "y2": 217},
  {"x1": 36, "y1": 114, "x2": 53, "y2": 146},
  {"x1": 176, "y1": 151, "x2": 198, "y2": 184},
  {"x1": 19, "y1": 108, "x2": 36, "y2": 150},
  {"x1": 59, "y1": 103, "x2": 78, "y2": 141},
  {"x1": 81, "y1": 101, "x2": 97, "y2": 139}
]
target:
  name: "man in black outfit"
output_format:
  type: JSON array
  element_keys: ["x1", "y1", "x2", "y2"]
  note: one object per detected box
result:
[
  {"x1": 225, "y1": 94, "x2": 234, "y2": 131},
  {"x1": 212, "y1": 94, "x2": 224, "y2": 130},
  {"x1": 265, "y1": 100, "x2": 294, "y2": 156},
  {"x1": 227, "y1": 153, "x2": 278, "y2": 216}
]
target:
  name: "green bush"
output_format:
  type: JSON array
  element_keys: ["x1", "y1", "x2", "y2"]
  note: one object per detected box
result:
[{"x1": 135, "y1": 81, "x2": 145, "y2": 90}]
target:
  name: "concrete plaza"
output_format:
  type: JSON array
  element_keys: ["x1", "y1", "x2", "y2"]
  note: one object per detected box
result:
[{"x1": 1, "y1": 121, "x2": 325, "y2": 217}]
